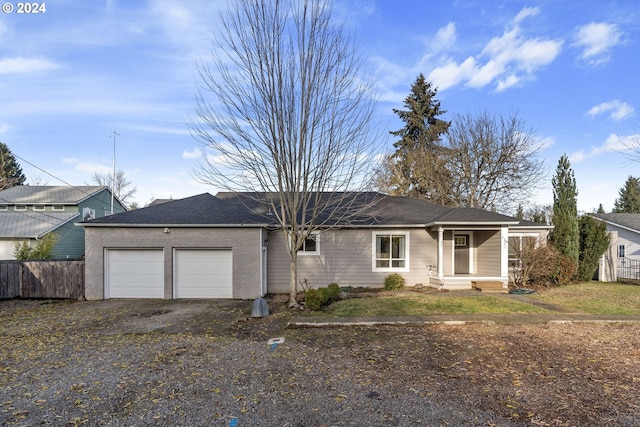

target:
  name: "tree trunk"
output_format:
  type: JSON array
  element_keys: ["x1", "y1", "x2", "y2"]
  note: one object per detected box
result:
[{"x1": 289, "y1": 251, "x2": 299, "y2": 308}]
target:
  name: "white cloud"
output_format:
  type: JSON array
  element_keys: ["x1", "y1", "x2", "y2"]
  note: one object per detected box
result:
[
  {"x1": 587, "y1": 100, "x2": 634, "y2": 121},
  {"x1": 0, "y1": 57, "x2": 60, "y2": 74},
  {"x1": 428, "y1": 57, "x2": 475, "y2": 91},
  {"x1": 182, "y1": 147, "x2": 201, "y2": 159},
  {"x1": 62, "y1": 157, "x2": 112, "y2": 175},
  {"x1": 432, "y1": 22, "x2": 456, "y2": 51},
  {"x1": 569, "y1": 150, "x2": 587, "y2": 163},
  {"x1": 428, "y1": 7, "x2": 562, "y2": 92},
  {"x1": 513, "y1": 6, "x2": 540, "y2": 24},
  {"x1": 569, "y1": 133, "x2": 640, "y2": 162},
  {"x1": 0, "y1": 122, "x2": 9, "y2": 133},
  {"x1": 574, "y1": 22, "x2": 622, "y2": 66},
  {"x1": 537, "y1": 136, "x2": 555, "y2": 150}
]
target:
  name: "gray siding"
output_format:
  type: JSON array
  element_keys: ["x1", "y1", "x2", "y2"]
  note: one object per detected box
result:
[
  {"x1": 85, "y1": 227, "x2": 262, "y2": 300},
  {"x1": 267, "y1": 228, "x2": 437, "y2": 292},
  {"x1": 475, "y1": 230, "x2": 501, "y2": 276},
  {"x1": 608, "y1": 225, "x2": 640, "y2": 259}
]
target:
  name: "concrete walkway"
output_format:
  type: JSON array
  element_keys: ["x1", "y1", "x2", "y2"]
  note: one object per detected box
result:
[{"x1": 288, "y1": 313, "x2": 640, "y2": 327}]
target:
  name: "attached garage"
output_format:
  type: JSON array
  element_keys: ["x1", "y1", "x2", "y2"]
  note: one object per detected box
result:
[
  {"x1": 106, "y1": 249, "x2": 164, "y2": 298},
  {"x1": 81, "y1": 193, "x2": 267, "y2": 300},
  {"x1": 174, "y1": 249, "x2": 233, "y2": 298}
]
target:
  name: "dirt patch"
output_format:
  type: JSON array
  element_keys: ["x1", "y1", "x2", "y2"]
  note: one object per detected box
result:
[{"x1": 1, "y1": 297, "x2": 639, "y2": 426}]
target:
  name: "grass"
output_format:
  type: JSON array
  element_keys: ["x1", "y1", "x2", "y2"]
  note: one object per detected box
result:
[
  {"x1": 530, "y1": 282, "x2": 640, "y2": 315},
  {"x1": 314, "y1": 282, "x2": 640, "y2": 317},
  {"x1": 319, "y1": 291, "x2": 547, "y2": 317}
]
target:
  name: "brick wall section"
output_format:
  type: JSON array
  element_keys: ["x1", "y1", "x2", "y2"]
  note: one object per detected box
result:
[{"x1": 84, "y1": 227, "x2": 263, "y2": 300}]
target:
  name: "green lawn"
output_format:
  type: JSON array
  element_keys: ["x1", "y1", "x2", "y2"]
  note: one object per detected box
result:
[
  {"x1": 315, "y1": 282, "x2": 640, "y2": 317},
  {"x1": 530, "y1": 282, "x2": 640, "y2": 315}
]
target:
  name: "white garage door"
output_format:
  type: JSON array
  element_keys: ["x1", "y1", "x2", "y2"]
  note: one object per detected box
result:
[
  {"x1": 106, "y1": 249, "x2": 164, "y2": 298},
  {"x1": 174, "y1": 249, "x2": 233, "y2": 298}
]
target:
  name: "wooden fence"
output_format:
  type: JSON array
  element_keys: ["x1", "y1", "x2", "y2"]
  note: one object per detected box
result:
[{"x1": 0, "y1": 260, "x2": 84, "y2": 299}]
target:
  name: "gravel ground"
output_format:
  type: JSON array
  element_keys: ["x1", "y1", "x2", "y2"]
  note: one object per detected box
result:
[{"x1": 1, "y1": 297, "x2": 639, "y2": 426}]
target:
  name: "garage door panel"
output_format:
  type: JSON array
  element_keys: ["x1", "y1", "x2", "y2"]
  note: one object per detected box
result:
[
  {"x1": 175, "y1": 249, "x2": 232, "y2": 298},
  {"x1": 107, "y1": 249, "x2": 164, "y2": 298}
]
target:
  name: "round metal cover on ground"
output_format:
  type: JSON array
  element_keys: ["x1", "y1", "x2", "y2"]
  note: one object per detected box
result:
[{"x1": 251, "y1": 297, "x2": 269, "y2": 317}]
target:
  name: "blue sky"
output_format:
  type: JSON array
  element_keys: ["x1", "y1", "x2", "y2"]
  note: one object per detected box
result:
[{"x1": 1, "y1": 0, "x2": 638, "y2": 213}]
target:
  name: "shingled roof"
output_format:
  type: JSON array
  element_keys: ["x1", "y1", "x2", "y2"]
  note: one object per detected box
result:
[
  {"x1": 0, "y1": 212, "x2": 79, "y2": 238},
  {"x1": 82, "y1": 191, "x2": 525, "y2": 228},
  {"x1": 0, "y1": 186, "x2": 108, "y2": 204},
  {"x1": 590, "y1": 213, "x2": 640, "y2": 233}
]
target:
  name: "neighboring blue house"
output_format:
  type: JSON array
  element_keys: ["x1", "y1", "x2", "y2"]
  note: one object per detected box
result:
[{"x1": 0, "y1": 186, "x2": 126, "y2": 260}]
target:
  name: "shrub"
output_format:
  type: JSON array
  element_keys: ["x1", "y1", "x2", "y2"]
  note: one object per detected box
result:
[
  {"x1": 327, "y1": 283, "x2": 340, "y2": 300},
  {"x1": 304, "y1": 289, "x2": 322, "y2": 311},
  {"x1": 384, "y1": 273, "x2": 405, "y2": 290},
  {"x1": 13, "y1": 232, "x2": 59, "y2": 260},
  {"x1": 318, "y1": 287, "x2": 330, "y2": 305}
]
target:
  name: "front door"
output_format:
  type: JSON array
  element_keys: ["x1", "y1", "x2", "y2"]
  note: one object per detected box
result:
[{"x1": 454, "y1": 234, "x2": 469, "y2": 274}]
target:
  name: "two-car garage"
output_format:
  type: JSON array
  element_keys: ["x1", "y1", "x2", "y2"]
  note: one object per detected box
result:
[{"x1": 105, "y1": 249, "x2": 233, "y2": 299}]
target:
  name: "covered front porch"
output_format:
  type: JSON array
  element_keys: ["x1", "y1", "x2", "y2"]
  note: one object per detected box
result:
[{"x1": 426, "y1": 224, "x2": 511, "y2": 290}]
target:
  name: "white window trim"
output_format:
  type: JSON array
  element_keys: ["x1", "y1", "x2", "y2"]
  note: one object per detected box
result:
[
  {"x1": 14, "y1": 205, "x2": 26, "y2": 211},
  {"x1": 372, "y1": 231, "x2": 410, "y2": 273},
  {"x1": 0, "y1": 205, "x2": 7, "y2": 211},
  {"x1": 52, "y1": 205, "x2": 64, "y2": 211},
  {"x1": 33, "y1": 205, "x2": 45, "y2": 211},
  {"x1": 297, "y1": 231, "x2": 320, "y2": 256},
  {"x1": 508, "y1": 233, "x2": 540, "y2": 268}
]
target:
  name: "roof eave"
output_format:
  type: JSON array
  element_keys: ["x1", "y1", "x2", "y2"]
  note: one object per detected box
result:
[{"x1": 76, "y1": 222, "x2": 271, "y2": 228}]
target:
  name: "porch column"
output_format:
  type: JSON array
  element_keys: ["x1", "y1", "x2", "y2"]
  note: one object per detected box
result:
[
  {"x1": 438, "y1": 226, "x2": 444, "y2": 282},
  {"x1": 500, "y1": 226, "x2": 509, "y2": 279}
]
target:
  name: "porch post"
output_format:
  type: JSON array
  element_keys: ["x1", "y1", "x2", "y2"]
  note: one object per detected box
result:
[
  {"x1": 500, "y1": 226, "x2": 509, "y2": 280},
  {"x1": 438, "y1": 226, "x2": 444, "y2": 283}
]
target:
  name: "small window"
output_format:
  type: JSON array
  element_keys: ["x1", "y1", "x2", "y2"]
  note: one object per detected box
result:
[
  {"x1": 0, "y1": 205, "x2": 7, "y2": 211},
  {"x1": 52, "y1": 205, "x2": 64, "y2": 211},
  {"x1": 14, "y1": 205, "x2": 26, "y2": 211},
  {"x1": 298, "y1": 233, "x2": 319, "y2": 255},
  {"x1": 618, "y1": 245, "x2": 625, "y2": 258},
  {"x1": 33, "y1": 205, "x2": 45, "y2": 211},
  {"x1": 454, "y1": 235, "x2": 467, "y2": 247}
]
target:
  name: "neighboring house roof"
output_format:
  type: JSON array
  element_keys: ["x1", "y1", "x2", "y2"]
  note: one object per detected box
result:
[
  {"x1": 0, "y1": 212, "x2": 79, "y2": 238},
  {"x1": 0, "y1": 185, "x2": 112, "y2": 205},
  {"x1": 83, "y1": 193, "x2": 268, "y2": 226},
  {"x1": 148, "y1": 198, "x2": 173, "y2": 207},
  {"x1": 589, "y1": 213, "x2": 640, "y2": 234},
  {"x1": 82, "y1": 191, "x2": 537, "y2": 229}
]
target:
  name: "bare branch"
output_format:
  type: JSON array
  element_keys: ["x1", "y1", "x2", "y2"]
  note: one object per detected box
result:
[{"x1": 190, "y1": 0, "x2": 380, "y2": 306}]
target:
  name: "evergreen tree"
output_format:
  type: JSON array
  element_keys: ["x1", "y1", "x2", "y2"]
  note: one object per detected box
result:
[
  {"x1": 0, "y1": 142, "x2": 26, "y2": 190},
  {"x1": 613, "y1": 176, "x2": 640, "y2": 213},
  {"x1": 596, "y1": 203, "x2": 605, "y2": 214},
  {"x1": 385, "y1": 74, "x2": 450, "y2": 199},
  {"x1": 577, "y1": 215, "x2": 610, "y2": 281},
  {"x1": 550, "y1": 154, "x2": 579, "y2": 269}
]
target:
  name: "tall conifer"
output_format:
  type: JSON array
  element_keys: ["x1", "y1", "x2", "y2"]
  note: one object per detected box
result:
[{"x1": 550, "y1": 154, "x2": 579, "y2": 267}]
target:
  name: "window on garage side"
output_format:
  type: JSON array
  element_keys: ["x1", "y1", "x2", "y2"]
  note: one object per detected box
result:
[
  {"x1": 297, "y1": 232, "x2": 319, "y2": 256},
  {"x1": 373, "y1": 232, "x2": 409, "y2": 271}
]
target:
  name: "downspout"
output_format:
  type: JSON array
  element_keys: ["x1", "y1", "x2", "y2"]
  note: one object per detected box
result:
[{"x1": 437, "y1": 226, "x2": 444, "y2": 287}]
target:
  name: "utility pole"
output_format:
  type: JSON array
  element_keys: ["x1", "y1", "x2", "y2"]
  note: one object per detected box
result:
[{"x1": 109, "y1": 131, "x2": 119, "y2": 215}]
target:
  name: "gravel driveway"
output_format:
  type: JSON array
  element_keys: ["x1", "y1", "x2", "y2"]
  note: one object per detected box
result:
[{"x1": 1, "y1": 297, "x2": 639, "y2": 426}]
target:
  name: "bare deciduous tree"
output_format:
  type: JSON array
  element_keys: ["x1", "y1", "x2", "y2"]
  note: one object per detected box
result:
[
  {"x1": 91, "y1": 170, "x2": 137, "y2": 207},
  {"x1": 191, "y1": 0, "x2": 378, "y2": 306},
  {"x1": 445, "y1": 111, "x2": 545, "y2": 212}
]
